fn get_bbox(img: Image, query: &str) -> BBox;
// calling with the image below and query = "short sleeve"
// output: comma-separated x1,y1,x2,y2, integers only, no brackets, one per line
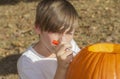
17,56,45,79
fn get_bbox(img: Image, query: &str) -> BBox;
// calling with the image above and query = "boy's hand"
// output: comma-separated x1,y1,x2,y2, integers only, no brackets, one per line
55,42,73,70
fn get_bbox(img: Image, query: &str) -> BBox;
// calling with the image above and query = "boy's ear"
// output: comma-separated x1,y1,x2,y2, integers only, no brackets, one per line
34,25,41,34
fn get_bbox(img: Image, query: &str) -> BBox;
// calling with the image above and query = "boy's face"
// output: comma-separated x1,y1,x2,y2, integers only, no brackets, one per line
35,25,75,52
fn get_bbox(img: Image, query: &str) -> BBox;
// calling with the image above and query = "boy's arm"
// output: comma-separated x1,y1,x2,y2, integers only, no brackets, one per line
54,67,67,79
54,43,73,79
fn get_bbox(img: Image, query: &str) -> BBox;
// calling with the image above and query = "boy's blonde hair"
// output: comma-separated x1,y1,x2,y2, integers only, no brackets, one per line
35,0,79,33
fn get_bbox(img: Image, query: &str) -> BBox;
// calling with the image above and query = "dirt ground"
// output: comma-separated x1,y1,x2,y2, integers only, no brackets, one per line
0,0,120,79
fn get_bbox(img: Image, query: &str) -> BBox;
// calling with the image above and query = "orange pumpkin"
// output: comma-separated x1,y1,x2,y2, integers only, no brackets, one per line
66,43,120,79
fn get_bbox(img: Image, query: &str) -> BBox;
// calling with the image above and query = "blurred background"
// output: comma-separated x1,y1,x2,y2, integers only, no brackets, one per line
0,0,120,79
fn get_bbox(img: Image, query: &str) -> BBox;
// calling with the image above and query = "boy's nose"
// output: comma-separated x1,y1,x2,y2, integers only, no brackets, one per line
61,36,67,42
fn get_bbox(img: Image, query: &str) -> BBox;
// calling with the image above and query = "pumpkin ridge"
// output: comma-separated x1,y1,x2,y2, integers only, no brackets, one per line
80,52,95,78
97,54,104,79
96,54,105,79
116,54,120,78
90,54,101,79
76,52,89,79
107,54,116,79
101,54,108,79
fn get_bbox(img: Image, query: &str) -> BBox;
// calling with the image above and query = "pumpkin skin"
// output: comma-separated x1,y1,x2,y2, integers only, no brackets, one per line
66,43,120,79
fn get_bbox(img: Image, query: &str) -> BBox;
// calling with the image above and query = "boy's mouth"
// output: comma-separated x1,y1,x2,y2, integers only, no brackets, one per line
52,40,59,45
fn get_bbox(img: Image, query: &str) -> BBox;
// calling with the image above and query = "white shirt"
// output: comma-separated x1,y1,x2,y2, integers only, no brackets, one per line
17,39,80,79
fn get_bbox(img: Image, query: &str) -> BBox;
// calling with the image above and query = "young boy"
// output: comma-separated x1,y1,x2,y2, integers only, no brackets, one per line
17,0,80,79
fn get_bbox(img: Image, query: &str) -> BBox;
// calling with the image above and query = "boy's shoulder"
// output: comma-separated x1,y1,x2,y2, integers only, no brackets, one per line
18,46,43,63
